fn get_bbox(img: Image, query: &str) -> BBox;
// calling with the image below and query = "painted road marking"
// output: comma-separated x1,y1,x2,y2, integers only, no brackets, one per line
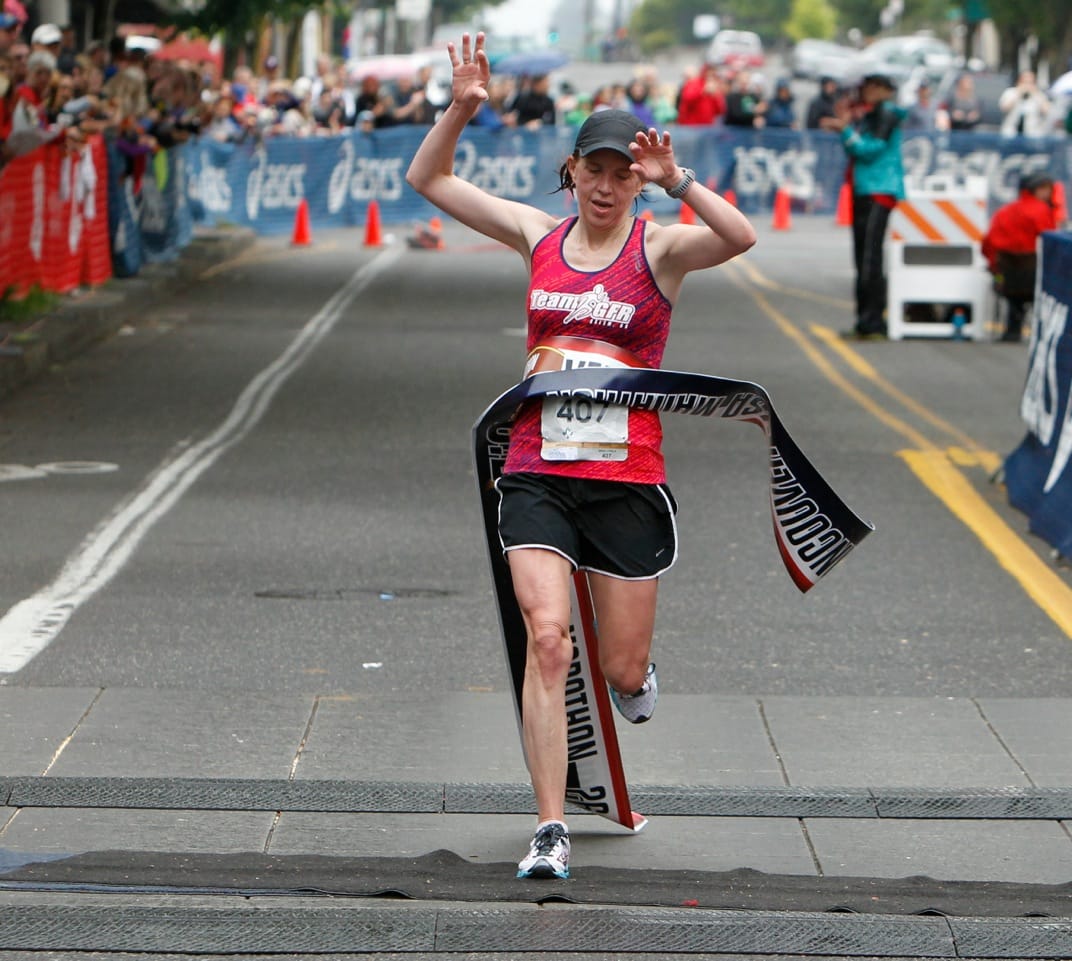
0,462,119,483
730,261,1072,639
0,247,403,675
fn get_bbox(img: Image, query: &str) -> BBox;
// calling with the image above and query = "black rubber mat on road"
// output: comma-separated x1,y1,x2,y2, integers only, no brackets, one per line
2,848,1070,918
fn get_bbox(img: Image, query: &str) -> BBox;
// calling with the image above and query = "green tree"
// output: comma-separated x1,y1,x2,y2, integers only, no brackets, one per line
631,0,793,51
827,0,881,36
719,0,794,42
170,0,505,68
630,0,720,53
984,0,1072,68
172,0,312,41
784,0,838,41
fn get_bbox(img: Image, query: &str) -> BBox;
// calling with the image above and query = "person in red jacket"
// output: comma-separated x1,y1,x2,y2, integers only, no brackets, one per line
981,171,1060,342
676,63,726,125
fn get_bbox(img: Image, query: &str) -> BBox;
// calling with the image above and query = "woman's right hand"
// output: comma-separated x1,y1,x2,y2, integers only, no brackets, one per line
447,32,490,108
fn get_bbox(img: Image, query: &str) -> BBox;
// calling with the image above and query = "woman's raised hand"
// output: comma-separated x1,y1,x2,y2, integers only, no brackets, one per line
447,32,490,107
629,128,679,190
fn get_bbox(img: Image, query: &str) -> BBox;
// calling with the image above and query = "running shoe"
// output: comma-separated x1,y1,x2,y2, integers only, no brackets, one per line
610,663,657,724
516,821,570,879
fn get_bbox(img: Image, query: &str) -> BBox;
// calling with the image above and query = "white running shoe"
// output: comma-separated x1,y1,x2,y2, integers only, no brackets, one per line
610,663,657,724
516,821,570,879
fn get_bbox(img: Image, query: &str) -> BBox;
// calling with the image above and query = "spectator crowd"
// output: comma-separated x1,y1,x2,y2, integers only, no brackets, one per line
3,10,1072,178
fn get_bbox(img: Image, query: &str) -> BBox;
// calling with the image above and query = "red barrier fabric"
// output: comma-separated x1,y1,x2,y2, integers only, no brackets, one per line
0,136,112,297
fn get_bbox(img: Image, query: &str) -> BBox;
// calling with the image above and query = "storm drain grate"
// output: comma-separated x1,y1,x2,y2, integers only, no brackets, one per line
5,777,442,813
873,787,1072,819
6,778,1072,820
0,904,438,953
436,908,957,956
0,903,977,957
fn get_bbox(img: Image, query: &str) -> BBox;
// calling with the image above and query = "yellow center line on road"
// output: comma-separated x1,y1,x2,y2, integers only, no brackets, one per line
900,450,1072,636
736,255,854,310
724,265,937,452
726,260,1072,638
810,323,987,454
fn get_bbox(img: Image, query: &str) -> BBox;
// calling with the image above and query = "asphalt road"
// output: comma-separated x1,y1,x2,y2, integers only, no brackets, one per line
1,214,1068,700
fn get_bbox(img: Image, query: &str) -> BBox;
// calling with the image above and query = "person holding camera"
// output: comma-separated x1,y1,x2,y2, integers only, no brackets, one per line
999,70,1050,138
825,72,907,340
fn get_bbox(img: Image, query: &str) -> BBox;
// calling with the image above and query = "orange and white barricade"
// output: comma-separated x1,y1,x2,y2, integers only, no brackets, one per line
886,177,993,341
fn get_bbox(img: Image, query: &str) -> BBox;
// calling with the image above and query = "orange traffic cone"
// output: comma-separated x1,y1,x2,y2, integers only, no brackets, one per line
679,203,696,225
1053,180,1068,226
364,199,383,248
429,215,445,248
408,216,445,250
722,188,737,207
291,198,312,246
772,187,791,231
835,182,853,226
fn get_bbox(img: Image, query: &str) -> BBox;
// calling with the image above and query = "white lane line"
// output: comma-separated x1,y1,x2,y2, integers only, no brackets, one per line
0,247,403,675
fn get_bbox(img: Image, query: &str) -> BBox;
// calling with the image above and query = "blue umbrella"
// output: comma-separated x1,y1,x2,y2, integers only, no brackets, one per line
493,50,570,76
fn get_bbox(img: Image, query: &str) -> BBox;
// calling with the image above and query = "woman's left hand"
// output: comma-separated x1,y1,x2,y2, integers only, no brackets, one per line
629,127,680,190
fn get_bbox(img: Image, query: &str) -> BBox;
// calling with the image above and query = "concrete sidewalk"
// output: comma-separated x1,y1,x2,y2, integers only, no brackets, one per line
0,227,257,405
1,687,1071,956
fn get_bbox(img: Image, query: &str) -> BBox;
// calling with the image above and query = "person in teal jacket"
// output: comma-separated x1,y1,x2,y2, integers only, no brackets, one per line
827,73,907,339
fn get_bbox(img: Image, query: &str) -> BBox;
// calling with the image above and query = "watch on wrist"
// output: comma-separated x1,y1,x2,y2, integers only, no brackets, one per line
666,167,696,200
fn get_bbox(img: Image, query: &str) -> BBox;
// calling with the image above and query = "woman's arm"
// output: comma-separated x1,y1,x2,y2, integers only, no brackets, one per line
405,33,555,257
632,128,757,298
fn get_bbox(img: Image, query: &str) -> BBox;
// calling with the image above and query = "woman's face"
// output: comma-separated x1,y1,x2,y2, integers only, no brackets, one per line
52,75,73,104
569,149,641,227
28,63,52,94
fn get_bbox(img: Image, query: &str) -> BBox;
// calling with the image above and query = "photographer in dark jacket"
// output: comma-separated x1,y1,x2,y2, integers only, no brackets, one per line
806,75,840,129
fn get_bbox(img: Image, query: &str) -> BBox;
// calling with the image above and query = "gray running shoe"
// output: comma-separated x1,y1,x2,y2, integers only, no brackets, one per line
516,821,570,879
610,663,657,724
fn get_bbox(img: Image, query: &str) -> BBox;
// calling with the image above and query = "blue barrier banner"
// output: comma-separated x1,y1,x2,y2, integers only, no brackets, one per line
1004,231,1072,560
105,136,143,279
184,127,1071,235
141,146,191,264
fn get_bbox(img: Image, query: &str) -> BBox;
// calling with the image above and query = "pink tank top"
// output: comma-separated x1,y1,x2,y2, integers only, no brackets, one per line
503,216,673,484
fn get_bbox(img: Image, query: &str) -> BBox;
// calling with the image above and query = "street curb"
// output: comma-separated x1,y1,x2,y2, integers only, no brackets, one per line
0,227,257,404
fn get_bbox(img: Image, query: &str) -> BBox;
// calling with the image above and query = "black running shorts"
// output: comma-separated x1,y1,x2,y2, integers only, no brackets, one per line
495,472,678,580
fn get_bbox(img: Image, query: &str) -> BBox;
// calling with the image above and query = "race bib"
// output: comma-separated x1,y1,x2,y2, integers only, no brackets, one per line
541,392,630,461
527,343,635,462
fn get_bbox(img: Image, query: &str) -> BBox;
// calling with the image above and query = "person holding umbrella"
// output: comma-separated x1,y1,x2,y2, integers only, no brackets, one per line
510,73,555,127
406,32,756,880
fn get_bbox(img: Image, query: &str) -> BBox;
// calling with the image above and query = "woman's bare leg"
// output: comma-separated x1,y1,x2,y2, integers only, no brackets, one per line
507,547,575,823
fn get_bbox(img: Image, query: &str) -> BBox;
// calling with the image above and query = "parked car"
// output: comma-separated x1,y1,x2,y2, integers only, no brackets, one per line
706,30,764,70
790,39,856,81
848,35,954,87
